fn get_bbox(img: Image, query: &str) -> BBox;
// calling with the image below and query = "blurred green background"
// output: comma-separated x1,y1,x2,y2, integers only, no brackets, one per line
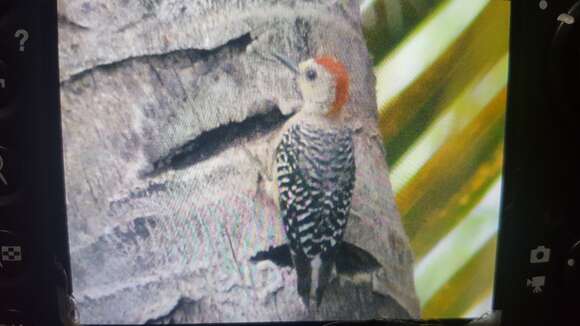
360,0,509,318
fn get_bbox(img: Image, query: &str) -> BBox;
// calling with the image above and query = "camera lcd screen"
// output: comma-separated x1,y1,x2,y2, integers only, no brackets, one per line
58,0,509,323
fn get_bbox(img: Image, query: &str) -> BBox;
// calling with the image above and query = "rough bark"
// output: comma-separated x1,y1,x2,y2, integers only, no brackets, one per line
58,0,420,323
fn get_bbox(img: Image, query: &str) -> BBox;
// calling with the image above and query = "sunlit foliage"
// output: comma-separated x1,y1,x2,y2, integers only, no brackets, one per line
361,0,509,318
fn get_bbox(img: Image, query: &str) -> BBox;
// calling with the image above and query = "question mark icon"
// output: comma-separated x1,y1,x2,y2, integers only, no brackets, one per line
14,29,29,52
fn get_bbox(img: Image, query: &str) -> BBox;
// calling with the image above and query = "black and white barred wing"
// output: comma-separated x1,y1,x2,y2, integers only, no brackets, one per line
276,127,323,257
275,125,356,259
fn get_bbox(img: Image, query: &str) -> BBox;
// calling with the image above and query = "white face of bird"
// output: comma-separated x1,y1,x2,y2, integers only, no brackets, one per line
273,53,349,118
297,59,337,115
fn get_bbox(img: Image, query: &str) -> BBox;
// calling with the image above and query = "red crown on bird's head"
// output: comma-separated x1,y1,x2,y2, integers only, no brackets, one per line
314,56,350,117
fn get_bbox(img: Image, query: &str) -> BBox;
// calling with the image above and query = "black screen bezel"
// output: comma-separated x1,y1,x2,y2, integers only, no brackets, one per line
8,0,580,324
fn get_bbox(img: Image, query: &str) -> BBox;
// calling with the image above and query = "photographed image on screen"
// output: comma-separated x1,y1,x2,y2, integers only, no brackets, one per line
57,0,509,323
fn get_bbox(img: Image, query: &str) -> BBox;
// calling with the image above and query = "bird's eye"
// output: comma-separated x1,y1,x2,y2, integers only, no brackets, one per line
306,68,317,81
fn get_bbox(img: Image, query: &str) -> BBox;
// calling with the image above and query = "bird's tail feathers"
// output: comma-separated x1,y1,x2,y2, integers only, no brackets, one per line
249,241,382,308
314,255,334,308
294,253,312,308
335,241,382,276
250,241,382,275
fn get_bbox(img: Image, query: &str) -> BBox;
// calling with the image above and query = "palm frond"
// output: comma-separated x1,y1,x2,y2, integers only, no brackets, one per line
362,0,510,318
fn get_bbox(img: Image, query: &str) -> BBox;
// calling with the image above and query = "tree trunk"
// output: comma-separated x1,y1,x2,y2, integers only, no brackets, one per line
58,0,420,323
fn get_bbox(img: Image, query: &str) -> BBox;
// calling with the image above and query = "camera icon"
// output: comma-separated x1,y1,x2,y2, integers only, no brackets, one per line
530,245,551,264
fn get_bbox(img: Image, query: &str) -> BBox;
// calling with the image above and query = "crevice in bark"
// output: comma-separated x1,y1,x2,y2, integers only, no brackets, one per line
62,33,254,84
144,297,199,324
142,102,292,178
58,15,91,31
294,17,313,57
108,181,168,213
250,244,294,268
223,224,245,284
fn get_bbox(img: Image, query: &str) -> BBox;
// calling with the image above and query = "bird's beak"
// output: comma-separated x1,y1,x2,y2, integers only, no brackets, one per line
273,53,299,75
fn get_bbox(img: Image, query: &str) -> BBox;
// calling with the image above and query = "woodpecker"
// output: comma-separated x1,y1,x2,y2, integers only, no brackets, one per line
272,54,355,309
